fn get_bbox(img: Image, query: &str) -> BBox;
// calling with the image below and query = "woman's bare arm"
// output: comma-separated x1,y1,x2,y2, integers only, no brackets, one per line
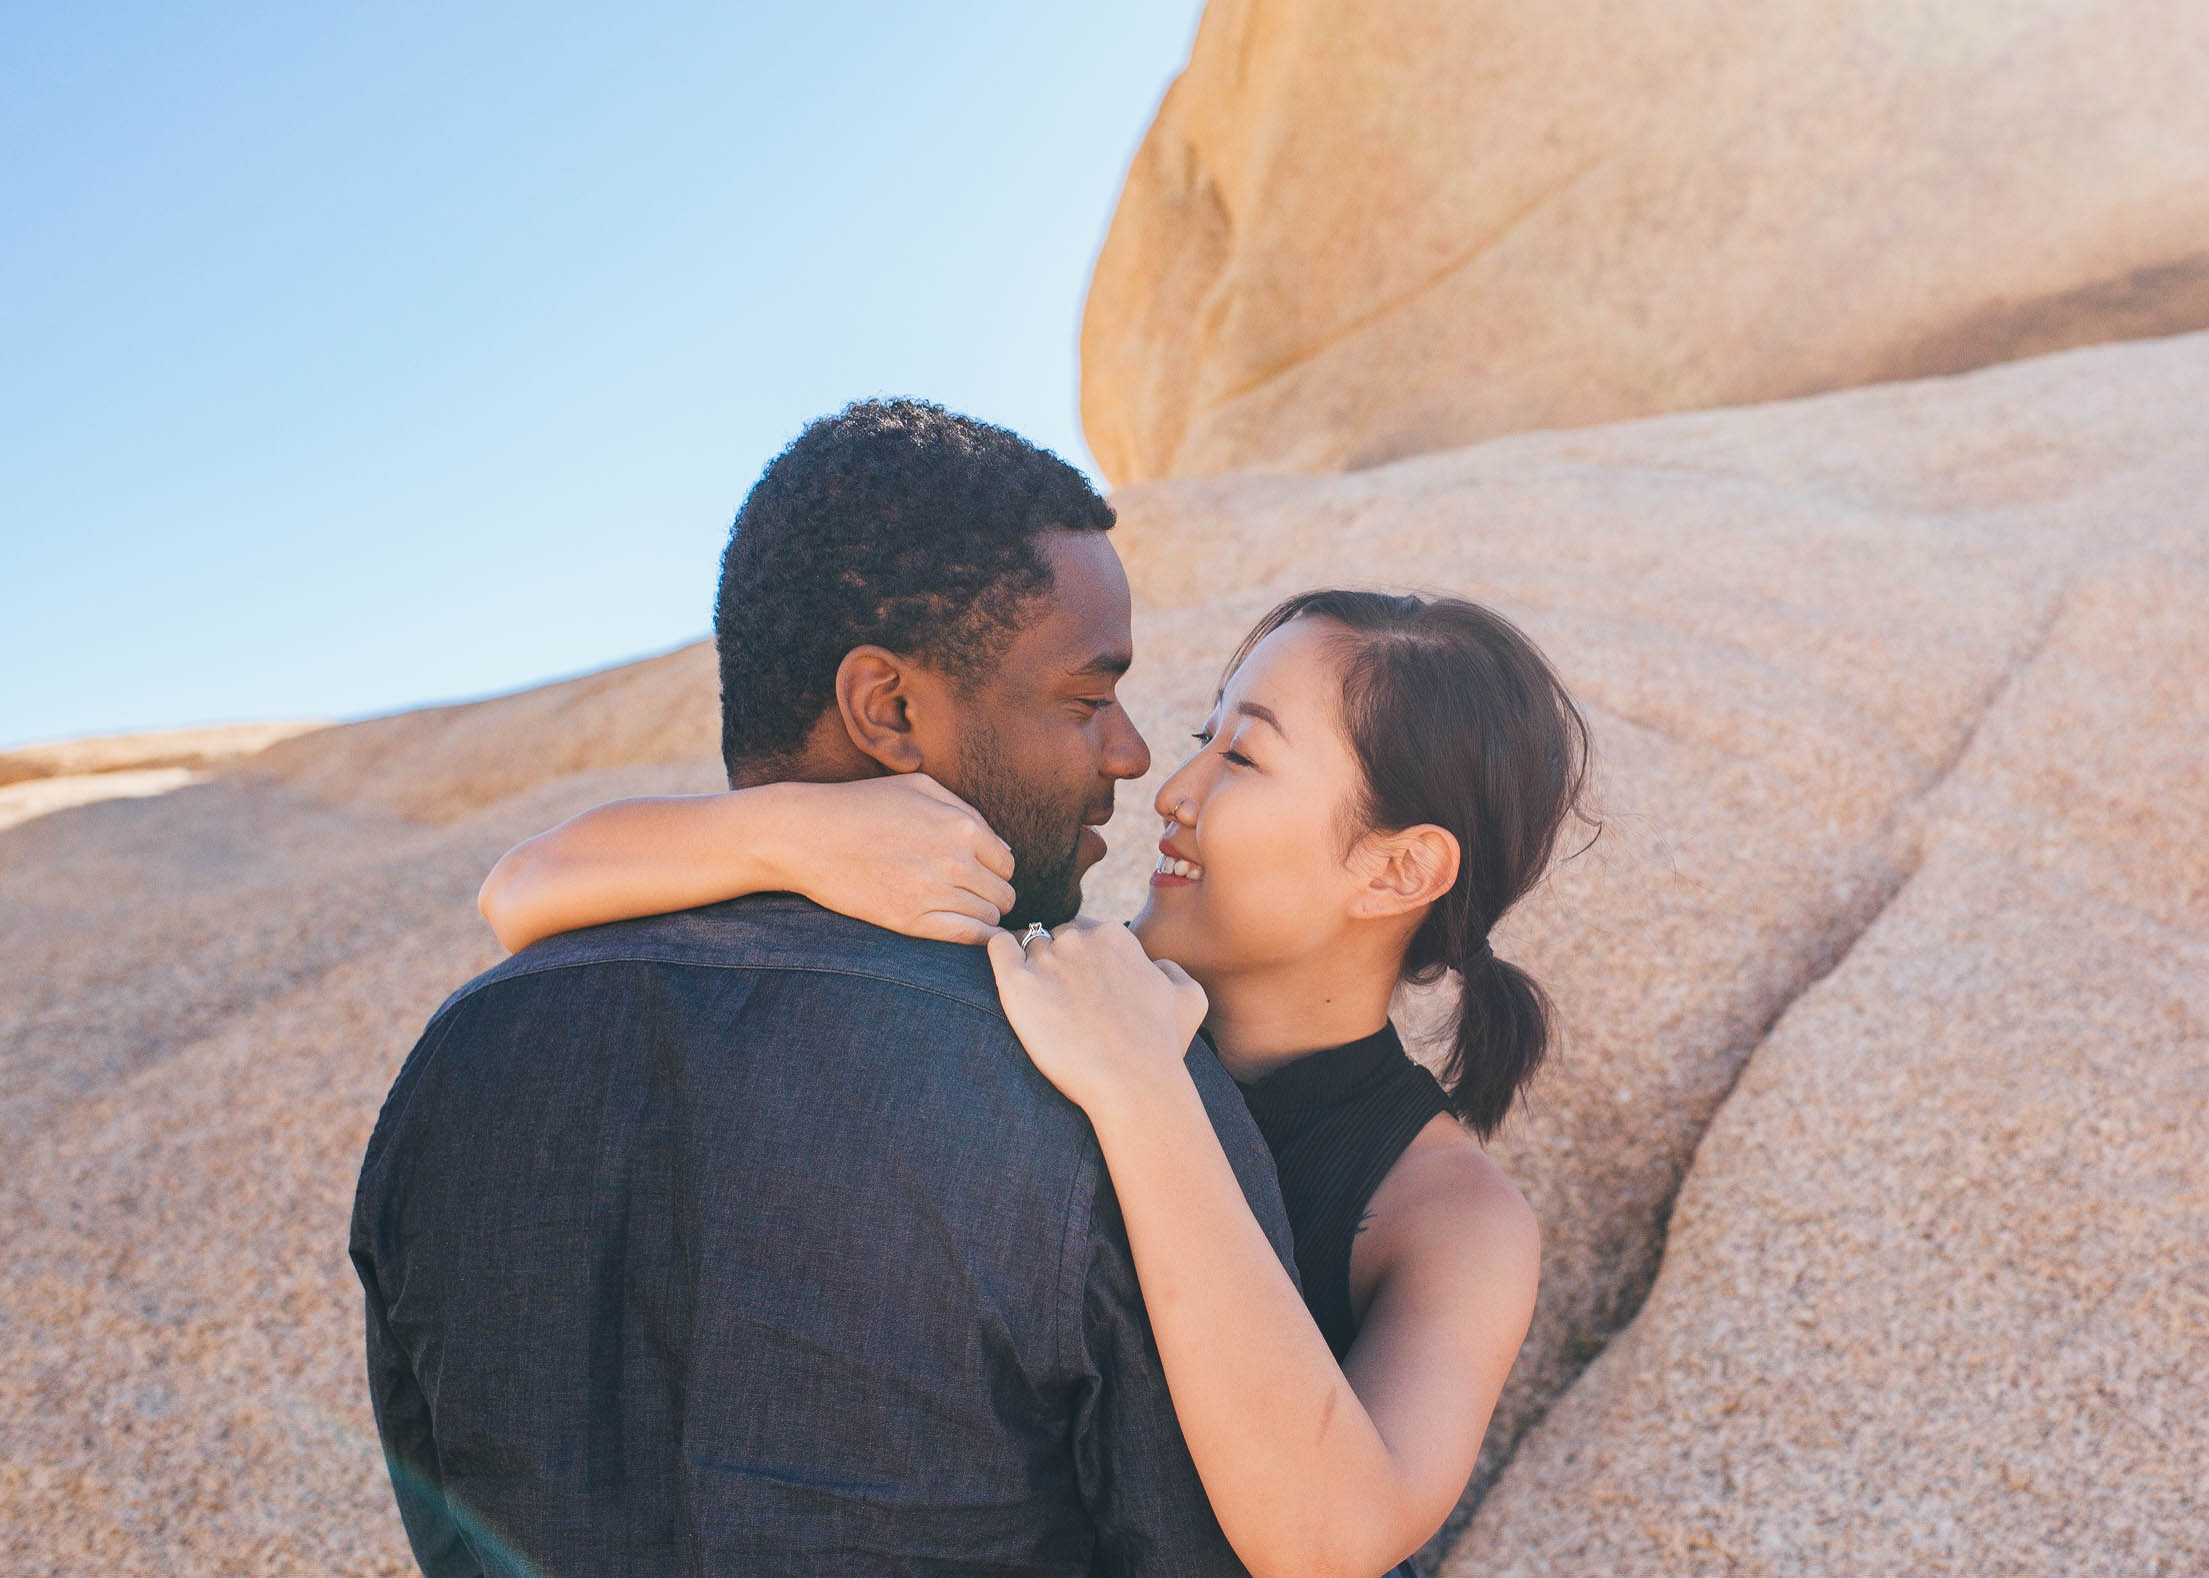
478,774,1017,953
986,922,1538,1578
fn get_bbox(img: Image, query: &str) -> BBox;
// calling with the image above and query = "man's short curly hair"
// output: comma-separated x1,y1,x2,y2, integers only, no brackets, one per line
714,399,1115,782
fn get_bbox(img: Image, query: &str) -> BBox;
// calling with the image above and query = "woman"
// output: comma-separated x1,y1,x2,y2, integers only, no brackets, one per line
480,590,1593,1578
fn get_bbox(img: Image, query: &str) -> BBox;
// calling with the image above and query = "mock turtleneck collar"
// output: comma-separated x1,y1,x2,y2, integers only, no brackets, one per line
1231,1021,1404,1115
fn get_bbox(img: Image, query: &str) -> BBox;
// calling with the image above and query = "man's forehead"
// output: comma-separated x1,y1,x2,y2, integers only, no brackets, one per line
1062,646,1133,681
1020,530,1135,671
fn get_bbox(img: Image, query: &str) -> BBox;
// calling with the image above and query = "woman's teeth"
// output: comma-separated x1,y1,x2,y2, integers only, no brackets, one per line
1154,854,1203,879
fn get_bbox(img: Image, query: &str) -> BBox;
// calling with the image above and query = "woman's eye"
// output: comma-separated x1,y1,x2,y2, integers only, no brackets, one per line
1191,729,1250,767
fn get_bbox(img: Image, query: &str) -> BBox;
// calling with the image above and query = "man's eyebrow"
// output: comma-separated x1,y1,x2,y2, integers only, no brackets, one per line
1066,650,1133,680
1235,700,1287,740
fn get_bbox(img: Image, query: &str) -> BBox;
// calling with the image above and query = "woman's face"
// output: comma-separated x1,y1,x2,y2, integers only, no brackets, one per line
1131,617,1377,984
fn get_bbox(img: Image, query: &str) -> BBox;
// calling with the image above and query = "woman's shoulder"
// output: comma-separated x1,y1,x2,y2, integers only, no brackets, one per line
1354,1116,1540,1303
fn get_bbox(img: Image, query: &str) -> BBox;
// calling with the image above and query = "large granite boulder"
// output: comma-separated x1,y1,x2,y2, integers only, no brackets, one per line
1082,0,2209,485
1442,557,2209,1575
3,336,2203,1569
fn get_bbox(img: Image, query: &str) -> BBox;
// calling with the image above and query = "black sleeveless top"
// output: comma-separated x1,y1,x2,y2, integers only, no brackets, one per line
1233,1021,1451,1361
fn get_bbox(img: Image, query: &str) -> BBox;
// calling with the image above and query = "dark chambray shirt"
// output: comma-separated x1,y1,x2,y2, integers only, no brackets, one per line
351,895,1296,1578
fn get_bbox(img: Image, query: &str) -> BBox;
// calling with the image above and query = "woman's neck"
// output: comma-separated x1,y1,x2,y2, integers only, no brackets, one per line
1198,951,1401,1084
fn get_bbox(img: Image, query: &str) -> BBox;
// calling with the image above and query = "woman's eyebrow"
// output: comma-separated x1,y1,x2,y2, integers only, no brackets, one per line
1234,700,1287,741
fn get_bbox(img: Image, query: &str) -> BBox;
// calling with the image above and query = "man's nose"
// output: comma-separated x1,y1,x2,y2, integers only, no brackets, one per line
1103,704,1151,783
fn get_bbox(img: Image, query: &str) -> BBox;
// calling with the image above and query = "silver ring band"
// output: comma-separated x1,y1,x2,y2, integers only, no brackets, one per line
1020,922,1050,949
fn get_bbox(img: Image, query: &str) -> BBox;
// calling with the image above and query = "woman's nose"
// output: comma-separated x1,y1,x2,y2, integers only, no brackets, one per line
1154,758,1200,823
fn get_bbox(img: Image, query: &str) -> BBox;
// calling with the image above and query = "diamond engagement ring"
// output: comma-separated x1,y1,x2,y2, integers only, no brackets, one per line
1019,922,1051,950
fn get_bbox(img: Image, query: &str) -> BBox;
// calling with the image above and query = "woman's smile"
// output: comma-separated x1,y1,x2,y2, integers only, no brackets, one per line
1151,836,1205,886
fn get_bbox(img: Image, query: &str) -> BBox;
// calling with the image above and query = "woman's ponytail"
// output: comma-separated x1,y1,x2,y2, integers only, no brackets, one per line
1226,589,1594,1140
1443,946,1551,1141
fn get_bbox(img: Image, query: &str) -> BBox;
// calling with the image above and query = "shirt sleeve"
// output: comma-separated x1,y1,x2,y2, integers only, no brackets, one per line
351,1008,487,1578
1070,1180,1254,1578
353,1252,485,1576
1069,1044,1295,1578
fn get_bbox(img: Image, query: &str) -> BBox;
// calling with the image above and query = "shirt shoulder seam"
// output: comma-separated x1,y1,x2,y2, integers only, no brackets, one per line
433,949,1011,1028
360,1000,468,1184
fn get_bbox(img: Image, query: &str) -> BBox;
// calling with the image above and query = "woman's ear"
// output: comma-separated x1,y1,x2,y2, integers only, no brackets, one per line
833,647,928,774
1349,825,1460,920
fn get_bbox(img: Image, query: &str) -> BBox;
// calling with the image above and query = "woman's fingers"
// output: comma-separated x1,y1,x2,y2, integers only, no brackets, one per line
970,826,1016,882
930,884,1007,926
952,864,1018,921
902,773,1018,881
1014,920,1144,980
984,927,1030,982
913,910,1004,946
1044,920,1148,971
1153,956,1210,1029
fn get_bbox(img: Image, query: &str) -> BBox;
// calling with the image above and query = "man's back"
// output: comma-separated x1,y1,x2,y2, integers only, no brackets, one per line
352,896,1292,1577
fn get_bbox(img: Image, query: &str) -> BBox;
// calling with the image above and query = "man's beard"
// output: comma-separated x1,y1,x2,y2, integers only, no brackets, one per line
956,730,1101,931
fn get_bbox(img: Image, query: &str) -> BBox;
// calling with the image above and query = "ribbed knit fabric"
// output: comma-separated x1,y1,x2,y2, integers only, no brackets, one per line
1233,1021,1450,1361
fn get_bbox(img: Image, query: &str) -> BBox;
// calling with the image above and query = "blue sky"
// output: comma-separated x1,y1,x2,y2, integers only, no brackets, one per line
2,1,1203,748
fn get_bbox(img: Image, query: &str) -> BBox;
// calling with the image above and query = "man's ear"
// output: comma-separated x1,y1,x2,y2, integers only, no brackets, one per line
1348,825,1460,920
832,646,929,774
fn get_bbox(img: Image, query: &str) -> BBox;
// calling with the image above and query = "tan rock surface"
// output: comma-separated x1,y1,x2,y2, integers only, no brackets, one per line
0,722,324,789
248,640,717,822
1443,558,2209,1576
4,335,2205,1570
1082,0,2209,485
0,767,209,835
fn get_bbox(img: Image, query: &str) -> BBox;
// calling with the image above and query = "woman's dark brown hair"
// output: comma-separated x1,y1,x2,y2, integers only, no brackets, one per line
1227,589,1595,1139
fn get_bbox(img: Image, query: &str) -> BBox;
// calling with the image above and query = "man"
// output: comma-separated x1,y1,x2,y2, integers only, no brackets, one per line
351,400,1295,1576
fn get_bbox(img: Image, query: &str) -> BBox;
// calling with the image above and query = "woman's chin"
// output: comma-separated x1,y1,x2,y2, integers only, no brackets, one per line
1130,902,1198,971
1130,900,1182,958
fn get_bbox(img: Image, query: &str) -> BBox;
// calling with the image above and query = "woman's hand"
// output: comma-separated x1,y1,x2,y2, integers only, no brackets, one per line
984,920,1208,1116
769,774,1017,945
